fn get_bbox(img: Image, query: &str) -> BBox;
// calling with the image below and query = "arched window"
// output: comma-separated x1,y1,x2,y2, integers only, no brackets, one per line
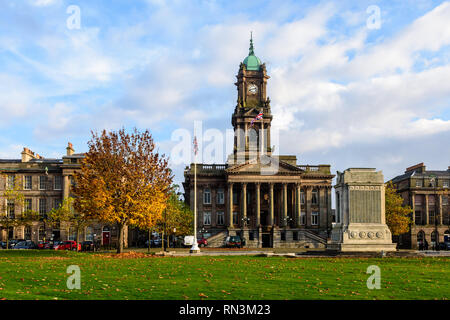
444,230,450,242
417,230,425,243
431,230,438,244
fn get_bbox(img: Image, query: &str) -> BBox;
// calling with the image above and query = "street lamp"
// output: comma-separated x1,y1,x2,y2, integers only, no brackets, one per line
241,217,250,227
282,216,293,227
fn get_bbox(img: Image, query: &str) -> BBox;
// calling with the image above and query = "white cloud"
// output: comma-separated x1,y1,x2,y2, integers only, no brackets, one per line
30,0,59,6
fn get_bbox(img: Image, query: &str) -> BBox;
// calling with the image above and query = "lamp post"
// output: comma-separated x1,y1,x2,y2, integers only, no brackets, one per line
282,216,293,233
190,137,200,253
282,216,293,226
241,217,250,227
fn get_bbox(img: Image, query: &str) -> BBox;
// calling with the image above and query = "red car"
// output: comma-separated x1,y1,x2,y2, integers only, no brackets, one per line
197,238,208,247
54,240,81,251
37,241,48,249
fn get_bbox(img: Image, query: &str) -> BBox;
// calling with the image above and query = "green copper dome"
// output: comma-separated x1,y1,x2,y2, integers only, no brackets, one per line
243,33,261,71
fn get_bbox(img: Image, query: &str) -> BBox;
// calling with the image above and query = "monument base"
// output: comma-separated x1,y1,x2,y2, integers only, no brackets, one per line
327,223,397,252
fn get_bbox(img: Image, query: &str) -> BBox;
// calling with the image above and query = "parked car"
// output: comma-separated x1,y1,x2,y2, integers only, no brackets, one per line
13,240,38,249
225,236,242,248
145,238,162,248
81,241,94,251
198,237,208,247
44,241,60,249
54,240,81,251
38,241,48,249
8,239,25,249
183,236,194,247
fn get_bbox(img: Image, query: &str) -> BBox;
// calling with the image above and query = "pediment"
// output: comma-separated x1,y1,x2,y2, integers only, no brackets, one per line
227,156,304,175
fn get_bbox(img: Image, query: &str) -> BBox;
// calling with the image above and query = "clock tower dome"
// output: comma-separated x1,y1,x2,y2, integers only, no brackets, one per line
231,34,273,163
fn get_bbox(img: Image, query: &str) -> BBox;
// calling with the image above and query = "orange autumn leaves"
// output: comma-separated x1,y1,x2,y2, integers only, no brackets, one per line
72,128,173,253
385,182,412,236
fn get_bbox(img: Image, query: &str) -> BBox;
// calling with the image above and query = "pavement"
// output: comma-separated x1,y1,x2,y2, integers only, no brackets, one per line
151,249,450,257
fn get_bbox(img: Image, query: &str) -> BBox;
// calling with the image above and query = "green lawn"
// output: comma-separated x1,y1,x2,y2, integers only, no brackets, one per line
0,250,448,300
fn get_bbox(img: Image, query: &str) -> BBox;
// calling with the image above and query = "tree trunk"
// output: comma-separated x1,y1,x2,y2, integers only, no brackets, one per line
148,229,151,253
161,230,164,251
167,234,169,250
117,223,124,254
5,231,9,250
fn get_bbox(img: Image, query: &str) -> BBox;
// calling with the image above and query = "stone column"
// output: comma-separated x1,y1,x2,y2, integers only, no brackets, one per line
425,194,429,225
439,194,443,225
242,183,247,228
255,183,261,227
282,183,288,227
63,175,70,199
228,183,234,228
305,186,311,227
411,193,415,225
296,184,301,227
269,183,274,226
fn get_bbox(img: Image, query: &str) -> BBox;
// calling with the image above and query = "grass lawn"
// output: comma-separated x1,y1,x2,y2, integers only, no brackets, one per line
0,250,448,300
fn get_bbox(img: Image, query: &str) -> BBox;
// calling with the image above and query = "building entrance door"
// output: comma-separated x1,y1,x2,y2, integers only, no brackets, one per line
260,210,268,226
262,234,271,248
102,231,110,245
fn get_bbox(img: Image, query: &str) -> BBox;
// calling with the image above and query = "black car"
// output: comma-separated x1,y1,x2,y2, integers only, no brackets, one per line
8,239,26,249
81,241,95,251
145,238,162,248
439,242,450,250
13,240,38,249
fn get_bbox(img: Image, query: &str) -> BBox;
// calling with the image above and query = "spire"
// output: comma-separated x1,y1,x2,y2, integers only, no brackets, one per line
249,31,254,56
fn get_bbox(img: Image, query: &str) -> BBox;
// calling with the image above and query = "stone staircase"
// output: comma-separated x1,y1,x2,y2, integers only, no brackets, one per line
205,230,228,247
298,230,327,248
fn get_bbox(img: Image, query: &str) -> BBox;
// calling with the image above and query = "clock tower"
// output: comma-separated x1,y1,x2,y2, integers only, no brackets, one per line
231,34,273,163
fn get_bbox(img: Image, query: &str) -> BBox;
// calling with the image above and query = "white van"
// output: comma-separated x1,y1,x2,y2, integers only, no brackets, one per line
183,236,194,247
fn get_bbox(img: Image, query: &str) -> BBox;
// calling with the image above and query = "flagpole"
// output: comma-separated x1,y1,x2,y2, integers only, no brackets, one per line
190,138,200,253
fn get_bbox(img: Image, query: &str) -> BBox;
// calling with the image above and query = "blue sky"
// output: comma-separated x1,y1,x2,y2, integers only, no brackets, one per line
1,0,450,188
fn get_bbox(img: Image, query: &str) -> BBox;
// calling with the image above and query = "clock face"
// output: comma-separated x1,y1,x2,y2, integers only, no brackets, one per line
248,84,258,94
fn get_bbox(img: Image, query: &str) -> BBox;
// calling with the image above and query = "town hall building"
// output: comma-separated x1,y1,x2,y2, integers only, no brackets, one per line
183,38,335,248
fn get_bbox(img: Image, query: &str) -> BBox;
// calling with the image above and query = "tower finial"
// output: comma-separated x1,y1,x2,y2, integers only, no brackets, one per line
249,31,254,55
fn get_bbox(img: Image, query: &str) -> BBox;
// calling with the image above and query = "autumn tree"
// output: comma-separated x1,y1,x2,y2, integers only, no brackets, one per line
0,175,38,248
154,185,194,250
48,197,90,251
72,128,172,253
385,181,412,236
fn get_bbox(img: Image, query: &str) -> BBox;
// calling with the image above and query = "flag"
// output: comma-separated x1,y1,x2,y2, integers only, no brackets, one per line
250,110,263,127
193,136,198,155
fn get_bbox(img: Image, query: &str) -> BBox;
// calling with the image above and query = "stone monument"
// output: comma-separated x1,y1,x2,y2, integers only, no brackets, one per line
327,168,396,252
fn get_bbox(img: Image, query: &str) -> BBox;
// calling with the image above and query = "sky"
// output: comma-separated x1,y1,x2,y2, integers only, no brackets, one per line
0,0,450,190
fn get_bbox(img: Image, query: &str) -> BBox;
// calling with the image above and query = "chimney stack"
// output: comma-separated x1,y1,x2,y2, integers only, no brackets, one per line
66,142,74,156
21,147,36,162
405,163,426,174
